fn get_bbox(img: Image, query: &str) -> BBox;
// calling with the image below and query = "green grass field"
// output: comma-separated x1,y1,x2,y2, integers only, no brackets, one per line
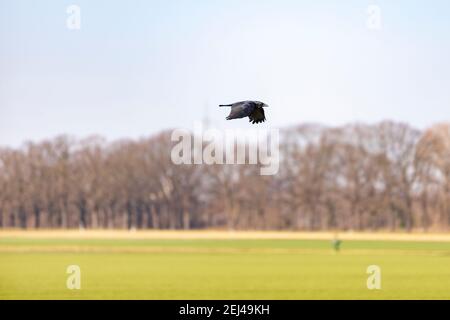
1,232,450,299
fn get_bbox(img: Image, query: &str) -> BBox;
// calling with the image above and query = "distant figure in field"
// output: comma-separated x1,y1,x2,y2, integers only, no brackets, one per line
332,238,342,252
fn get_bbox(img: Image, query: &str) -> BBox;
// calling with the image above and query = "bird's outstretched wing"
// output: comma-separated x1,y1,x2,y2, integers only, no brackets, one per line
226,101,255,120
249,107,266,124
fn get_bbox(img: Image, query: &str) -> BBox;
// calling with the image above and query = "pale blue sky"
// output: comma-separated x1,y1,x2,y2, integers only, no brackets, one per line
1,0,449,147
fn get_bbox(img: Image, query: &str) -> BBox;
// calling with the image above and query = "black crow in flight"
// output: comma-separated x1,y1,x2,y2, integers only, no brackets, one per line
219,100,268,124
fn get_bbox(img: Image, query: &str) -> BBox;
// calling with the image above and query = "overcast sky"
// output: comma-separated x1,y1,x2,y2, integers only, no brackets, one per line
1,0,449,147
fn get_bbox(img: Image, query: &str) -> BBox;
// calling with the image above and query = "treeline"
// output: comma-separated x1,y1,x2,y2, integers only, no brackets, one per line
1,121,449,231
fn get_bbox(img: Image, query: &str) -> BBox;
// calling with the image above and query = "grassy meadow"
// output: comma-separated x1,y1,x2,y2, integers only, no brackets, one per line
1,231,450,299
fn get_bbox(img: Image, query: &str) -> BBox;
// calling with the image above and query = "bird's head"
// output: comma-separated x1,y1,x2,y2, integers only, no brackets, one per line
256,101,269,108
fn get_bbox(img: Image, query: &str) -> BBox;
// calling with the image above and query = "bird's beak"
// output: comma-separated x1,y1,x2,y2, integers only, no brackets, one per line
263,104,269,108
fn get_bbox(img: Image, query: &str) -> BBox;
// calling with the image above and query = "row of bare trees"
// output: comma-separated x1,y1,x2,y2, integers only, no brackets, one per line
1,121,449,231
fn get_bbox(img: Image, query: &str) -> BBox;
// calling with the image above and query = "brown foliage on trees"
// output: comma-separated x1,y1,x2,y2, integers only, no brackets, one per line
1,121,449,231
